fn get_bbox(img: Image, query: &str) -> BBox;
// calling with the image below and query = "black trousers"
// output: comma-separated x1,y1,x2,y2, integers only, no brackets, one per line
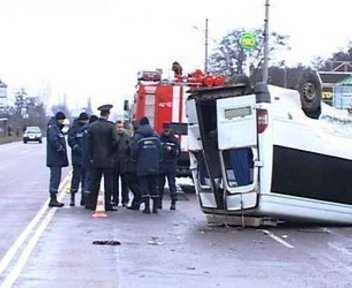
88,168,114,210
139,175,159,200
49,167,62,195
70,165,86,196
159,166,177,202
125,173,141,208
112,167,129,205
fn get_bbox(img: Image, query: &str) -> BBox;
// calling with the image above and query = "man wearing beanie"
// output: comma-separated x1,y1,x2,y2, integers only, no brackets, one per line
46,111,69,207
133,116,162,214
68,112,89,206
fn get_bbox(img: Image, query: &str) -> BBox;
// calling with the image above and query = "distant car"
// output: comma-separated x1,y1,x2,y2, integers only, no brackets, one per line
23,126,42,143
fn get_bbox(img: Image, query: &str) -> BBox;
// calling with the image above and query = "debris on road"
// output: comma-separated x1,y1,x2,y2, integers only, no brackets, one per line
148,236,164,246
92,240,121,246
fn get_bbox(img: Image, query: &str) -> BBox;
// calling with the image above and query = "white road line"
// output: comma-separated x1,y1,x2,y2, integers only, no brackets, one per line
0,173,71,278
262,229,294,249
0,199,49,276
0,209,57,288
0,178,70,288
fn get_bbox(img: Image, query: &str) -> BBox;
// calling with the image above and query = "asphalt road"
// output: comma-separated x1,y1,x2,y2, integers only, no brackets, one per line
1,141,352,287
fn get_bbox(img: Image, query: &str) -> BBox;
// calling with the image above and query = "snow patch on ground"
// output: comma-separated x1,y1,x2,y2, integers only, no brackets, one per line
320,103,352,138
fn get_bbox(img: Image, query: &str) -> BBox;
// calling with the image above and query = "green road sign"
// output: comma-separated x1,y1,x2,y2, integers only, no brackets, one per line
240,32,257,51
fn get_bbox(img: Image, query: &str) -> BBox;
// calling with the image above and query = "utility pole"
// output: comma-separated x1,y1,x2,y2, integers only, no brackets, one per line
262,0,270,83
205,18,209,74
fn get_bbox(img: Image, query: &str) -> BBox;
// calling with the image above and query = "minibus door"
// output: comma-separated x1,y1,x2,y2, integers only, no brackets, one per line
216,95,259,210
186,98,220,209
185,99,202,151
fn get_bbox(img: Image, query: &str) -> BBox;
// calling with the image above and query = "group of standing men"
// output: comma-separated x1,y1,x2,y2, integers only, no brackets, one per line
46,104,180,214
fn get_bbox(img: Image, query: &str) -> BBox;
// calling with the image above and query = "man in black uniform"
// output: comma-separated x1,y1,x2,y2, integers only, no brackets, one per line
87,105,117,211
46,112,68,208
159,123,180,210
68,112,89,206
133,117,162,214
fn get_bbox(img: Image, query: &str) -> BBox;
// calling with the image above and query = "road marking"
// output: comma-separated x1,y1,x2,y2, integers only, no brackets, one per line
0,173,71,281
0,178,70,288
1,208,57,288
0,199,49,276
262,229,294,249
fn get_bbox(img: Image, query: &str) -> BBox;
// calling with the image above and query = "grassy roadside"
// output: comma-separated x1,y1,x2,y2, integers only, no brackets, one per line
0,136,22,145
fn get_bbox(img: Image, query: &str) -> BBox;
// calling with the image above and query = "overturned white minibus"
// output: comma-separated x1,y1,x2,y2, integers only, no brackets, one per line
186,74,352,224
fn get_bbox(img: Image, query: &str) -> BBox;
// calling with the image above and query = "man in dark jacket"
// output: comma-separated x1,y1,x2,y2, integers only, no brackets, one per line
87,105,117,211
81,115,98,209
68,112,89,206
133,117,162,214
125,121,142,210
159,124,180,210
112,121,130,207
46,112,68,208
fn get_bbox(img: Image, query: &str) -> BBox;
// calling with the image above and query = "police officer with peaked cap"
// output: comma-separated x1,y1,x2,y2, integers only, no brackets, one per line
87,104,117,211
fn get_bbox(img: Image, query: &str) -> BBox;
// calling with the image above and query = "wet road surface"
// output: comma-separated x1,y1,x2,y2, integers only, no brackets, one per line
1,141,352,287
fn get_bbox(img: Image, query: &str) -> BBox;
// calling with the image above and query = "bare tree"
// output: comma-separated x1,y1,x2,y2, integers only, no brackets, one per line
208,28,290,78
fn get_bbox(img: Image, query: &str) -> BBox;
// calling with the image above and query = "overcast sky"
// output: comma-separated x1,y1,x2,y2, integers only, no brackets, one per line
0,0,351,115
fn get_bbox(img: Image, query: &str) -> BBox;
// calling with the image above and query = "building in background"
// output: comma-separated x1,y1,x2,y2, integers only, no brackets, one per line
333,76,352,110
0,79,8,112
318,61,352,105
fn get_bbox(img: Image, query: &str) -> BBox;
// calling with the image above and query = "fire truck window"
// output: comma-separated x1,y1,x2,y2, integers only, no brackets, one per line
145,94,155,105
144,94,155,128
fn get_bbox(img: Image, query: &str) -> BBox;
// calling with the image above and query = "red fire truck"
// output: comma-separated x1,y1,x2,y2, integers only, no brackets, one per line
132,66,225,177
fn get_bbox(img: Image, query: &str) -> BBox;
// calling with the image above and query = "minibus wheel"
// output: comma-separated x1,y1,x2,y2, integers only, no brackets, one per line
298,71,322,119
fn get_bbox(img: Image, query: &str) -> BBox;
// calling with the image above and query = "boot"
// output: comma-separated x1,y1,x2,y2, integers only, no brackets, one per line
152,198,158,214
70,193,75,207
80,193,85,206
170,200,176,211
49,194,64,208
143,198,151,214
158,197,163,210
127,200,140,210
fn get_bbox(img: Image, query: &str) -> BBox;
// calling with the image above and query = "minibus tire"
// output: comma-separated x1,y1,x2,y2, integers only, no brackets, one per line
298,71,322,119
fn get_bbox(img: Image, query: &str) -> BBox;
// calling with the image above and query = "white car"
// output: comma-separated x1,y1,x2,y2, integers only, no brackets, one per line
186,72,352,224
23,126,42,143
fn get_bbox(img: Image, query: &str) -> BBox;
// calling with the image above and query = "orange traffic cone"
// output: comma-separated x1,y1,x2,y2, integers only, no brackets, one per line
92,192,107,218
